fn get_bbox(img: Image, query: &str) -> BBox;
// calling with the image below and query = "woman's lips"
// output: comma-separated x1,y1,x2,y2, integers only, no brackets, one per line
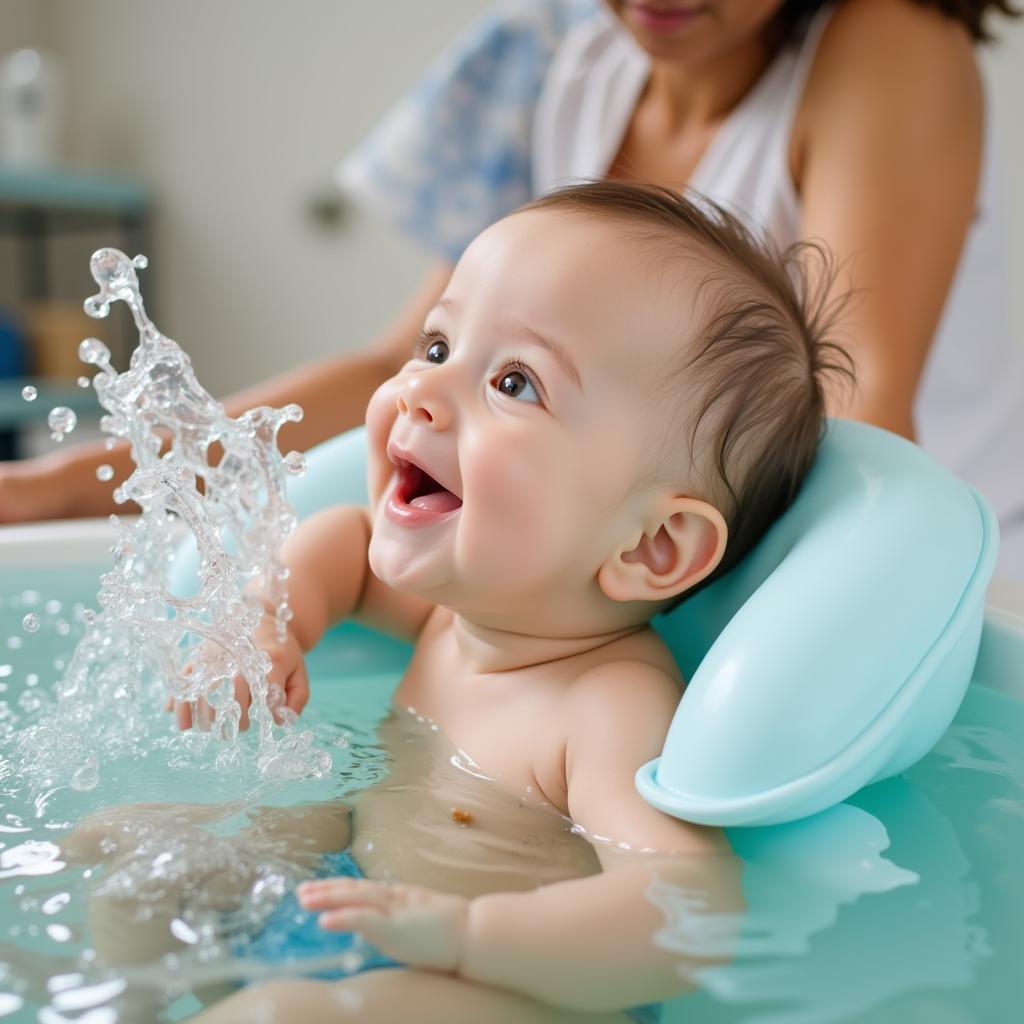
626,2,705,32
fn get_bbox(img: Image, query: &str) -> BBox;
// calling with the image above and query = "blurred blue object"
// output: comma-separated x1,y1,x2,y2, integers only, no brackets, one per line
0,309,28,378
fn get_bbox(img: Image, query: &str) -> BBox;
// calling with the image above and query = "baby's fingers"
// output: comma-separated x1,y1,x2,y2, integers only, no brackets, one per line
297,878,393,913
283,664,310,721
233,674,253,731
319,907,387,937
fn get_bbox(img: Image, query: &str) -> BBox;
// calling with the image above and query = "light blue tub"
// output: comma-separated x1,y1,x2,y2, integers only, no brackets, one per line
1,519,1022,1023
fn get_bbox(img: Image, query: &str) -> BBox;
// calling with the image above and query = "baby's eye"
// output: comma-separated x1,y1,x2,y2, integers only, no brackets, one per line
423,338,449,364
494,367,542,404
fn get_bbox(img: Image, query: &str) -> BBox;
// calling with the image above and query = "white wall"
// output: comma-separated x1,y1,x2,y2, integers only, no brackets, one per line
1,1,1022,403
980,26,1024,343
18,0,490,397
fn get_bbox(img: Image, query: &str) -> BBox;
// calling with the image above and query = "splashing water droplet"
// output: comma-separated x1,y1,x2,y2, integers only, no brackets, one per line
77,375,91,389
47,407,77,442
283,451,306,476
78,338,111,366
21,385,37,402
21,614,40,633
96,465,114,482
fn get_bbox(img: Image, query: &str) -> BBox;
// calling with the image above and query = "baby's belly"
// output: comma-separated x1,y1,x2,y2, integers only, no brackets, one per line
345,716,601,897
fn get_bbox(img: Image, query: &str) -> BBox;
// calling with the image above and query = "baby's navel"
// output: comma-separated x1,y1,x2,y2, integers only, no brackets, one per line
450,807,473,826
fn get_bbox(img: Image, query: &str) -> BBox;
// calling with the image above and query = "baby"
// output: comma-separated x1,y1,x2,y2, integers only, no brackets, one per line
77,182,849,1023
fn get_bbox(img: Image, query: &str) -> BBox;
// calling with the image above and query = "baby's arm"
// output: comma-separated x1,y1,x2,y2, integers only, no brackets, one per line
275,504,437,646
175,505,435,728
298,662,743,1013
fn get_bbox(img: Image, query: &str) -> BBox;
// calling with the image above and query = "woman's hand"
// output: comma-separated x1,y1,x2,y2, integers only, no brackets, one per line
168,612,309,731
297,877,470,972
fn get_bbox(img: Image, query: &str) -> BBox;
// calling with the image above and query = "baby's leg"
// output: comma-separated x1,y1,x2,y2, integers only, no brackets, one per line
59,800,352,866
61,800,352,1019
189,969,635,1024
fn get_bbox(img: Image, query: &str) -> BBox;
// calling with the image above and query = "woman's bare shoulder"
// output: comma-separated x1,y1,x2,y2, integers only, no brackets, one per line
793,0,981,182
809,0,978,93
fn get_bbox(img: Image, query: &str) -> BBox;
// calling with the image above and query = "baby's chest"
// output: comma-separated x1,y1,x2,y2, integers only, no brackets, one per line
391,639,571,814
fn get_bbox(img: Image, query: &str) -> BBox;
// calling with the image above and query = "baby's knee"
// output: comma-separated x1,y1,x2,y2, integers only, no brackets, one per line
59,801,232,864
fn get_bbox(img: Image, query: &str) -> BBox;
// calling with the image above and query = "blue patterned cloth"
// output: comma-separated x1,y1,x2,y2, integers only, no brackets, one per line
338,0,597,263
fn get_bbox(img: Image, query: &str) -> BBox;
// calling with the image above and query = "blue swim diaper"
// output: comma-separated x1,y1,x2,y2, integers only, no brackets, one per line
232,849,399,978
233,849,660,1022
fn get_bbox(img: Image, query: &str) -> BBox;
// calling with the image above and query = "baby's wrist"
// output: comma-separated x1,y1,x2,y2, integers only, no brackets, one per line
455,893,511,987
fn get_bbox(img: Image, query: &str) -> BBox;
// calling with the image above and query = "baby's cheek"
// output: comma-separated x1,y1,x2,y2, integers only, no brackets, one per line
364,381,400,504
462,444,574,581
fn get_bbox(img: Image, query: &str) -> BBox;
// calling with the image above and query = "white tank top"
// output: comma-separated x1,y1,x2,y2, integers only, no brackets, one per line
531,3,1024,580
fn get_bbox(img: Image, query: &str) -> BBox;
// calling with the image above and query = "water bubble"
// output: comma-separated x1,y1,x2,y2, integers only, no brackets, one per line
21,614,40,633
47,406,77,442
70,756,99,791
78,337,110,366
96,464,114,482
77,375,91,388
104,438,116,450
283,450,306,476
20,385,37,402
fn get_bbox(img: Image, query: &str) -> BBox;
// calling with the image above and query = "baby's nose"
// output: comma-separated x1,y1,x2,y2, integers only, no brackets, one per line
396,377,452,429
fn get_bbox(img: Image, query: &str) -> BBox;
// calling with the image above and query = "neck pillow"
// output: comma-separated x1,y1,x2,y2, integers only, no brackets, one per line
174,419,998,826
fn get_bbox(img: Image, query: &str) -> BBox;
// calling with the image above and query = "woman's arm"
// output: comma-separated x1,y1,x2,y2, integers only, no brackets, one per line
793,0,983,439
0,261,452,522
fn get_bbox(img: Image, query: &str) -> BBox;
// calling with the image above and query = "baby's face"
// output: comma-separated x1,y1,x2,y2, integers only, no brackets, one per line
365,210,693,630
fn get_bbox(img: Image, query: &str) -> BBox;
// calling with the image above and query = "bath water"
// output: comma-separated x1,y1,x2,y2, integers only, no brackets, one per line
1,572,1022,1021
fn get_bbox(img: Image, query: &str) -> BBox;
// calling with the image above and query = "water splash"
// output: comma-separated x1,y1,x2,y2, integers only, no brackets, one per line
14,248,331,789
47,405,77,442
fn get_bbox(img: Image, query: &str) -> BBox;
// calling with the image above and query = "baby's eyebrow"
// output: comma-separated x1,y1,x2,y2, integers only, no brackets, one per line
511,321,584,394
433,297,583,393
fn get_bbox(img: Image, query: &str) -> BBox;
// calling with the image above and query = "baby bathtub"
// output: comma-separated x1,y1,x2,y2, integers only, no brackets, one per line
2,516,1023,1024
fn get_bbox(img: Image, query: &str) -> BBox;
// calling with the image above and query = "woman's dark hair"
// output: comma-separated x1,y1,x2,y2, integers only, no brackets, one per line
777,0,1019,43
521,182,855,605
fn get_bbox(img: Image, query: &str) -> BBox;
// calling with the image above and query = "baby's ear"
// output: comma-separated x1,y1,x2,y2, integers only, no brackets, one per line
598,498,727,604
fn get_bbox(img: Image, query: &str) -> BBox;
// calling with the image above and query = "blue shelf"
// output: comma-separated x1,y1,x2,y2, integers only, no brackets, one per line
0,377,101,429
0,165,149,215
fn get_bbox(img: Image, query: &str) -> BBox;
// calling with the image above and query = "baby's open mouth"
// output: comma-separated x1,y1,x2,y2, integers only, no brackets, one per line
395,460,463,515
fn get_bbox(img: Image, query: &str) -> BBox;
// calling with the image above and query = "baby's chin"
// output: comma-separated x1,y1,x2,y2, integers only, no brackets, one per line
367,529,453,600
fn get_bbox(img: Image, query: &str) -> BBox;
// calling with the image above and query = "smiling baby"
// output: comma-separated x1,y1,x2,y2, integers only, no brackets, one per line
113,181,851,1023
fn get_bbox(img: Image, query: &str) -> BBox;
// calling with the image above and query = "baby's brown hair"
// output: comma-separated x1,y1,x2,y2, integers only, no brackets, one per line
521,182,855,604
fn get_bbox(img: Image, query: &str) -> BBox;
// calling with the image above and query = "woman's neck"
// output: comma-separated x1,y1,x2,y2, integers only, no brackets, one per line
643,32,776,131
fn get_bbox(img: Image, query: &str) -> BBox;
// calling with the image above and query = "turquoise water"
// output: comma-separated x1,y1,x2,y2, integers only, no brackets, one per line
1,566,1022,1022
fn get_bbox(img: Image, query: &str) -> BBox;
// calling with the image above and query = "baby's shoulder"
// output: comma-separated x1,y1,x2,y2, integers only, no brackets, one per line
564,628,683,733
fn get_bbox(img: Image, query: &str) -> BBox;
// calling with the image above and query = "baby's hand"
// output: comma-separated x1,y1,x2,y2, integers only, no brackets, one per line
168,613,309,731
297,877,469,972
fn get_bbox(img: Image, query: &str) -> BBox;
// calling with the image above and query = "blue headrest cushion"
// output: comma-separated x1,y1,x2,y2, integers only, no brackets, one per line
172,420,998,826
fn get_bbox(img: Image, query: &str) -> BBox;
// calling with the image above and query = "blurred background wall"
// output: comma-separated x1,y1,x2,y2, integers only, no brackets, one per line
0,0,1021,413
